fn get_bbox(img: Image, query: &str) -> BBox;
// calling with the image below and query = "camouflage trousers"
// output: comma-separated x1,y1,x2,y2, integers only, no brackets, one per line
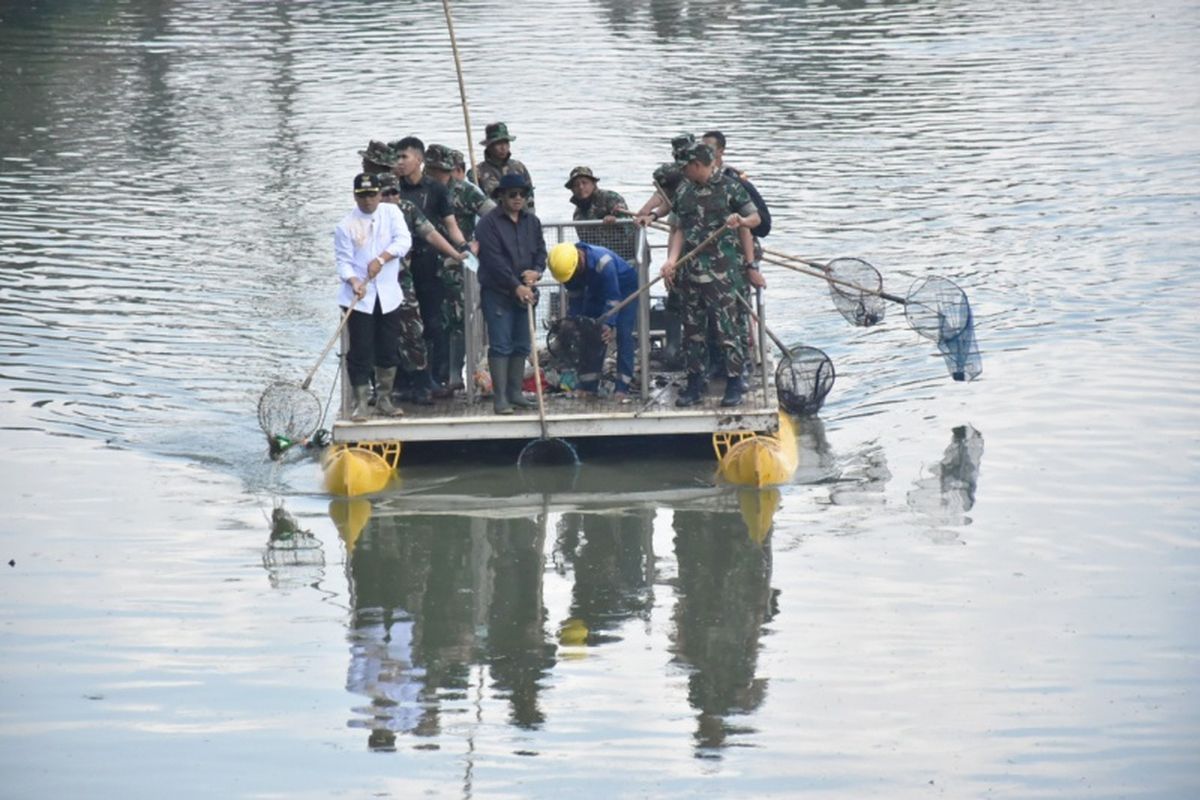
439,256,465,335
397,268,428,372
680,275,746,377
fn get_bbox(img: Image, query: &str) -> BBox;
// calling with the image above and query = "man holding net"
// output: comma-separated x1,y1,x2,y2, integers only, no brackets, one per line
659,142,762,408
335,172,413,421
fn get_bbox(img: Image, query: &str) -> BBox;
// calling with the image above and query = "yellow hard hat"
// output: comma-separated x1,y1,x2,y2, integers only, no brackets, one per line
548,242,579,283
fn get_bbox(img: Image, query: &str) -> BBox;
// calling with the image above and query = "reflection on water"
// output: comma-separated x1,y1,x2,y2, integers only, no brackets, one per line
344,508,555,747
261,504,326,590
554,509,656,644
332,488,780,756
907,424,984,531
670,505,775,755
3,0,1198,794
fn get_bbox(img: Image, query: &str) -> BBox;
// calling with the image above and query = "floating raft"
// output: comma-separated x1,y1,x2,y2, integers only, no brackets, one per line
323,218,796,494
330,375,781,457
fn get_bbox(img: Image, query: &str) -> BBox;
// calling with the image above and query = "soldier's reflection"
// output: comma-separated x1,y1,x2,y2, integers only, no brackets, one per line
555,509,656,644
343,511,555,750
484,514,556,729
669,501,777,754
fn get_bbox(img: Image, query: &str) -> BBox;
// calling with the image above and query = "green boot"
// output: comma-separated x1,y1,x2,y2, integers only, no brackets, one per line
350,383,371,421
488,356,513,415
374,367,404,417
508,354,534,409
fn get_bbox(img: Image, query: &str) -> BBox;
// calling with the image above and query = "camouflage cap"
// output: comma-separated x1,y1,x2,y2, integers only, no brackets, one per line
670,133,696,159
449,149,466,169
358,139,397,169
678,141,715,166
424,143,455,170
564,165,600,189
480,121,515,146
374,172,400,192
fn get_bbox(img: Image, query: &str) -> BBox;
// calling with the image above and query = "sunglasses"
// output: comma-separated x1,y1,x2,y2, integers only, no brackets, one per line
504,189,529,199
381,188,399,197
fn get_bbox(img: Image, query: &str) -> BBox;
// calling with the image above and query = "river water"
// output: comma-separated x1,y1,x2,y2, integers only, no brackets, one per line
1,1,1198,797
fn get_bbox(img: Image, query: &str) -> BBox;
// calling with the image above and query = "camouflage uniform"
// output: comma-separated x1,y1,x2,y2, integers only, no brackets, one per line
376,171,435,373
653,161,686,199
440,176,493,336
472,156,535,214
472,121,535,214
669,158,758,378
571,184,635,261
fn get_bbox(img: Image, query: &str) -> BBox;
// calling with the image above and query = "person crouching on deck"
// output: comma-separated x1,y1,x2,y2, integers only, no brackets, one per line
335,172,413,421
547,241,639,400
474,173,547,415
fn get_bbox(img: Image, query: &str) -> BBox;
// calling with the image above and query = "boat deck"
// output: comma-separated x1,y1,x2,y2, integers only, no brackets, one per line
330,372,779,448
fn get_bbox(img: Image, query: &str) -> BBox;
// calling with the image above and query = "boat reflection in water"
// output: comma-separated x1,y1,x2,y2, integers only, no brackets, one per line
330,462,782,755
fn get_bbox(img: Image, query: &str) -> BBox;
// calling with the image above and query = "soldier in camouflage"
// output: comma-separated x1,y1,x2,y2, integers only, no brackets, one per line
376,171,469,404
565,166,636,262
469,122,535,214
424,143,495,390
634,133,695,226
659,142,764,408
702,130,772,386
360,140,396,176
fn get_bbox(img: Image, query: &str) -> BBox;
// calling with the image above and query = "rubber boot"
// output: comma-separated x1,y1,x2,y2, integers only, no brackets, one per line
488,356,513,415
508,354,534,409
447,334,466,391
720,375,744,408
350,384,372,422
663,311,683,369
675,373,706,408
409,368,435,406
373,367,404,417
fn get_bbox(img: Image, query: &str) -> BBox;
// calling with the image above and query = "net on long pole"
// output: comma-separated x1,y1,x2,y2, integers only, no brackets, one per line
904,276,982,381
826,257,887,327
258,381,324,445
775,346,835,416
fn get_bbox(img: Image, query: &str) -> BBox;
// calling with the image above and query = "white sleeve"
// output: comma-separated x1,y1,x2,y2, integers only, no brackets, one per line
334,223,358,282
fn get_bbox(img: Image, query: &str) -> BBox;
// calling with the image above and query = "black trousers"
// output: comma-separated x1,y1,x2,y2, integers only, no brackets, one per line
345,297,402,387
411,252,448,381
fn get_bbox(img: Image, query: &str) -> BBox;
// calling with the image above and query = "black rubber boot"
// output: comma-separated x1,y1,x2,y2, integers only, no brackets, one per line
674,373,706,407
508,354,534,409
488,356,513,415
447,334,466,391
662,311,683,369
720,375,744,408
409,368,435,405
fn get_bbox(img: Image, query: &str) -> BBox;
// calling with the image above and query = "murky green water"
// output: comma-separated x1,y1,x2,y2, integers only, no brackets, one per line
2,1,1198,797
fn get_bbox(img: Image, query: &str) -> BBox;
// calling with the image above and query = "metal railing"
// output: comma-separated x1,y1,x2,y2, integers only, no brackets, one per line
463,218,664,403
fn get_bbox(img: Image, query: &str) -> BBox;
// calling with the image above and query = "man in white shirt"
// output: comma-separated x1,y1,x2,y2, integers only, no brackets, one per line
335,173,413,420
